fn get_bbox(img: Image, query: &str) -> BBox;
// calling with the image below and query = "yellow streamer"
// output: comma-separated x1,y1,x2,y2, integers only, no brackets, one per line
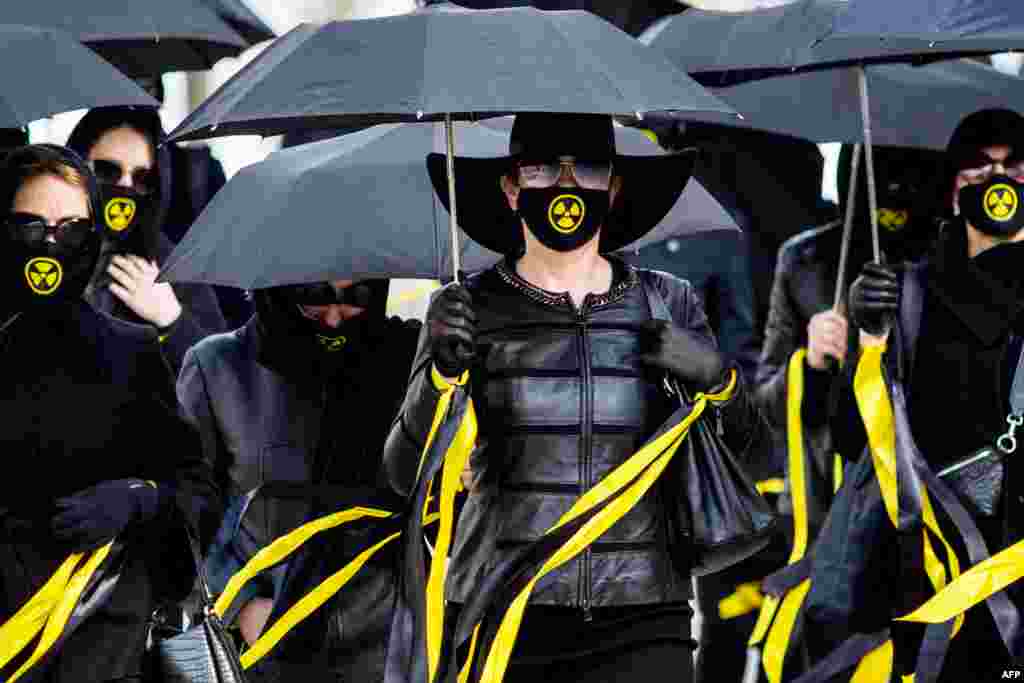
756,478,786,495
853,343,900,528
718,581,764,620
850,639,893,683
761,579,811,683
241,531,402,668
214,506,394,617
425,398,478,680
0,553,84,671
748,349,810,673
473,373,738,683
6,543,114,683
833,454,844,494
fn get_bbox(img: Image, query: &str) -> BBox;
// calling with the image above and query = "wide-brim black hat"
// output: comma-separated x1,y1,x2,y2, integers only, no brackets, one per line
427,113,696,255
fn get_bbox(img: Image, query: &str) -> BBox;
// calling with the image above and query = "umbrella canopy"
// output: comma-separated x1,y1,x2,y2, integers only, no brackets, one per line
166,5,738,143
201,0,274,45
158,120,737,288
421,0,684,37
642,0,842,84
820,0,1024,65
0,24,158,127
2,0,248,77
707,58,1024,149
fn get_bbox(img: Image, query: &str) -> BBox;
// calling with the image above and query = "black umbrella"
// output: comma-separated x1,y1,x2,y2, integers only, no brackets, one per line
419,0,684,37
820,0,1024,66
165,5,738,283
707,58,1024,150
201,0,274,45
2,0,248,77
159,120,737,288
0,25,158,128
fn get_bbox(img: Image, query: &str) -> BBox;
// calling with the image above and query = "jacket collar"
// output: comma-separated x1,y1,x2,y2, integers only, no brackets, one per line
928,219,1024,346
495,254,639,311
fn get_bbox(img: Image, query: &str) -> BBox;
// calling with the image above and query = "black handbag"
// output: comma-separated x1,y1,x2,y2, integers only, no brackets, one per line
147,523,248,683
936,340,1024,518
639,271,778,576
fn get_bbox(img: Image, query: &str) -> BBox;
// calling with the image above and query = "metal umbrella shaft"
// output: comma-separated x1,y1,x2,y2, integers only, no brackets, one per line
857,66,881,264
445,112,460,284
833,142,863,312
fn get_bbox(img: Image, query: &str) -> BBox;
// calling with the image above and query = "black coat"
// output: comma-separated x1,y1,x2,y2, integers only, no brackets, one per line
0,302,220,683
828,221,1024,680
755,222,867,530
384,258,766,609
87,232,228,378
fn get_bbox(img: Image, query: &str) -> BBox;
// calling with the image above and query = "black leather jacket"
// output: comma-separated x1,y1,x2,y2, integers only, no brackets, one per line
755,222,863,531
384,258,764,610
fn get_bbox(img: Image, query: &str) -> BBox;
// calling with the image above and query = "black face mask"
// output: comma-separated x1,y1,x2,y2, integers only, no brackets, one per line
97,183,158,258
959,175,1024,237
517,187,608,252
2,227,101,313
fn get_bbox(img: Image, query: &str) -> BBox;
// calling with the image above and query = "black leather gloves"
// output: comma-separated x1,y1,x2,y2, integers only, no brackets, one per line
427,283,477,378
51,478,162,552
848,262,900,336
640,320,727,391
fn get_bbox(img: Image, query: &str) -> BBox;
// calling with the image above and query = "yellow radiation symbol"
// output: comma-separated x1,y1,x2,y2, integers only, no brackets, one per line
104,197,137,232
984,183,1019,222
877,208,909,232
316,334,347,352
547,194,586,234
24,257,63,296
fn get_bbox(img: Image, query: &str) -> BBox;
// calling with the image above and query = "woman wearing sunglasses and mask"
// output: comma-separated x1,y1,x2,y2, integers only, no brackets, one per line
384,114,768,683
67,106,227,375
0,144,221,683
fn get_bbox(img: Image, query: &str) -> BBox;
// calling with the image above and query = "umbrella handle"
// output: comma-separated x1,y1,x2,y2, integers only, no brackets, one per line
445,113,460,284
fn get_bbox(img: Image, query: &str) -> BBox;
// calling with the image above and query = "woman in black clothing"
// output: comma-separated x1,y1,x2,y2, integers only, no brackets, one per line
0,144,221,683
384,113,767,682
67,106,227,375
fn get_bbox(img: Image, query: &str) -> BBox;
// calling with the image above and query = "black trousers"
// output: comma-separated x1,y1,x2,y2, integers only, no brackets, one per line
503,639,695,683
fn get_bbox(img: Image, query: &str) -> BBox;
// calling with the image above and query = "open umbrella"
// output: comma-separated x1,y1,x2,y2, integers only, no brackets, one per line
164,5,738,284
201,0,274,45
0,24,158,127
1,0,248,77
159,119,737,288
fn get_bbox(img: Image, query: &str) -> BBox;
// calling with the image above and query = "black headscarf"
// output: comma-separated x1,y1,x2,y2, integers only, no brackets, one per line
66,106,172,261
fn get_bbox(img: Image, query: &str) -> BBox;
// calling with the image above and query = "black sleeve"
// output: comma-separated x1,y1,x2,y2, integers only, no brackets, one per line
660,274,769,460
714,233,761,387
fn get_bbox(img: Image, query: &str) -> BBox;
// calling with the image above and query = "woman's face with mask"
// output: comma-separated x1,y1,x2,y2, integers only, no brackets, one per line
86,126,156,196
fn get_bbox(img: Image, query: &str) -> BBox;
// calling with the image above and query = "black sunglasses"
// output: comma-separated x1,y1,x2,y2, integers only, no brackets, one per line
281,282,374,308
91,159,157,195
4,213,94,249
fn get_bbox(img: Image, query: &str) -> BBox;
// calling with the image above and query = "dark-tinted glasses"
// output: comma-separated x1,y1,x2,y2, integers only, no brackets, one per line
90,159,158,195
4,213,94,249
281,282,374,308
517,156,613,190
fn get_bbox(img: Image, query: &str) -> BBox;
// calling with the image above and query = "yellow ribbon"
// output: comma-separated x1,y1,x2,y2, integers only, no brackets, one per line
850,639,894,683
472,372,738,683
756,478,786,495
214,506,394,617
749,350,812,682
898,539,1024,624
0,543,114,682
853,343,964,641
718,581,765,620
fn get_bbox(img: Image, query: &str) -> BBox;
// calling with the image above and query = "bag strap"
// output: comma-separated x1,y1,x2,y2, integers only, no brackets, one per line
1009,337,1024,415
182,521,217,612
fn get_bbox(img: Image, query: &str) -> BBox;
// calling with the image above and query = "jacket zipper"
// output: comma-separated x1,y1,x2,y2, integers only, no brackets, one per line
578,302,594,622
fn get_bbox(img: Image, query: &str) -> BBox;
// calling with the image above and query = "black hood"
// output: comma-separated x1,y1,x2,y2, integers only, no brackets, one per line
837,143,945,262
250,280,392,378
66,106,173,255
